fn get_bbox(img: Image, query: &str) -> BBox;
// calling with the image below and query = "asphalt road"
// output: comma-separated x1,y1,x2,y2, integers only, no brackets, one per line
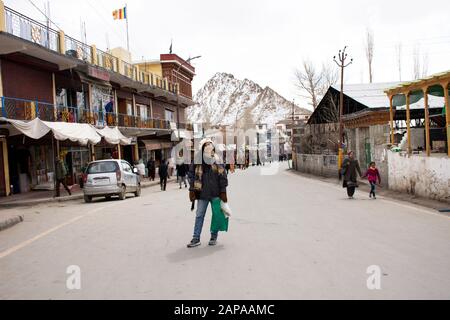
0,162,449,299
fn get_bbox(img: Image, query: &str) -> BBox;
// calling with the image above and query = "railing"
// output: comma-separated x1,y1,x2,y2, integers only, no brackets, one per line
1,97,194,132
122,61,134,79
65,35,92,63
4,6,59,52
97,49,118,72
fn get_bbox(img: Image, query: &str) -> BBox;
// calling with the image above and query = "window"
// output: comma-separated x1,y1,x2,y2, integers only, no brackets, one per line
165,109,174,122
137,104,148,119
87,161,119,174
121,162,132,172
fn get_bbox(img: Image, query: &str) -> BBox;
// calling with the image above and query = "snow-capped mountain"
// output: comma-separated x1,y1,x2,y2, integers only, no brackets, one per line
187,72,311,128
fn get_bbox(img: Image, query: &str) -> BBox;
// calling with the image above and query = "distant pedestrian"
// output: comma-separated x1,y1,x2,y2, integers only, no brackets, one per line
147,158,155,181
177,162,188,189
363,161,381,199
55,156,71,197
159,159,168,191
341,151,362,199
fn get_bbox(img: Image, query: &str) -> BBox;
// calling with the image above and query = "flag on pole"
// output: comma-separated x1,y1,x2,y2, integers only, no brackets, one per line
113,7,127,20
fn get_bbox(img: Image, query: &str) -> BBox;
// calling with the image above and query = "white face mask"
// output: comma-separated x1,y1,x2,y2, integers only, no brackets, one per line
203,144,215,163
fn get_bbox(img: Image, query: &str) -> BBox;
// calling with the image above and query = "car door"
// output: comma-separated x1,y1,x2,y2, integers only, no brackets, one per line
122,161,137,190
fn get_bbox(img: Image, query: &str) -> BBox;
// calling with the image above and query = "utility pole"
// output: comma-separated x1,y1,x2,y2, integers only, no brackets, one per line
333,46,353,173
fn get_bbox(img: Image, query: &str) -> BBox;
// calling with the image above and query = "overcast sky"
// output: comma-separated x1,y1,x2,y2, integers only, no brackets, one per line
7,0,450,110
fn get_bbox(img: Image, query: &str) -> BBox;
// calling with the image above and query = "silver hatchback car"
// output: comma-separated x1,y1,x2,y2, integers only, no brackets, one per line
83,159,141,203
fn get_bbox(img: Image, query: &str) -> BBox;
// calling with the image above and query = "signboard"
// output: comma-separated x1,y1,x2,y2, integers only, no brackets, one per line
88,66,110,82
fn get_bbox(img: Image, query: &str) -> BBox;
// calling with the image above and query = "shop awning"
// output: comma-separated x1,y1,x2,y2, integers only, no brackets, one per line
42,121,101,145
96,126,132,145
0,118,101,145
0,117,50,139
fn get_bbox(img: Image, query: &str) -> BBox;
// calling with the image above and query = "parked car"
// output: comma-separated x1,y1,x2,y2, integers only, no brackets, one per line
83,159,141,203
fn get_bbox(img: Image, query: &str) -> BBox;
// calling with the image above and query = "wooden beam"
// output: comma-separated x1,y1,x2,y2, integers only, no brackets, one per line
423,87,430,156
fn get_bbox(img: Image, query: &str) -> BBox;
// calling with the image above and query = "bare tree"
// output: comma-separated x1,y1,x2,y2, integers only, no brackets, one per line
422,52,429,78
365,28,374,83
413,45,429,80
294,61,338,109
395,42,402,81
413,45,421,80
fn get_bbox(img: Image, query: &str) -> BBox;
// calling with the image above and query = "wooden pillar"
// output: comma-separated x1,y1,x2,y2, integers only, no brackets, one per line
58,31,65,55
405,92,411,155
444,82,450,157
423,87,430,156
389,95,394,144
134,143,139,163
91,144,96,161
117,144,122,160
1,137,10,196
0,1,6,33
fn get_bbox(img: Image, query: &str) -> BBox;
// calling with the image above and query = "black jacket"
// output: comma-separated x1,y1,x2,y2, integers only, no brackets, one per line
159,162,168,178
177,164,188,177
188,163,228,200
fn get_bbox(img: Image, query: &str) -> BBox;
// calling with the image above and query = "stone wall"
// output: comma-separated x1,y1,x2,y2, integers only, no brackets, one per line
387,151,450,203
294,153,339,178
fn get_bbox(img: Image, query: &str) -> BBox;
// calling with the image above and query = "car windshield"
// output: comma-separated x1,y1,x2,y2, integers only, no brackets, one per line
87,161,118,174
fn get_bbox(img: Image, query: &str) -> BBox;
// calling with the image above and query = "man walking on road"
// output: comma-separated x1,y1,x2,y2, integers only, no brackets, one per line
159,159,168,191
187,139,228,248
55,156,71,197
341,151,362,199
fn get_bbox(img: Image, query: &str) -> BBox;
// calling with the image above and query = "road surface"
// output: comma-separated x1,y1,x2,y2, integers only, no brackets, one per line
0,162,449,299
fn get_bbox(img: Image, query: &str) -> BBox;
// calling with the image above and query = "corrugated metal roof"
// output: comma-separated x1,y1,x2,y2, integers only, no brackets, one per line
330,82,444,110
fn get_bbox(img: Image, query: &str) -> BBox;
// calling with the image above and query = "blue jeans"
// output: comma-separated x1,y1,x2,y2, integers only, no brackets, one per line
193,199,219,240
370,181,376,195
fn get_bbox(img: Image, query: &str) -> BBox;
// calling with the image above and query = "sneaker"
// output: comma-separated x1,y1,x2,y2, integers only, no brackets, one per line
369,193,372,198
187,238,201,248
208,236,218,246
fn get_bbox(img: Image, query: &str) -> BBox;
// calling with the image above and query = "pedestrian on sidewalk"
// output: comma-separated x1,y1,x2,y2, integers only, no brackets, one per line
341,151,362,199
55,156,71,197
362,161,381,199
159,159,168,191
187,139,228,248
147,158,155,181
177,162,188,189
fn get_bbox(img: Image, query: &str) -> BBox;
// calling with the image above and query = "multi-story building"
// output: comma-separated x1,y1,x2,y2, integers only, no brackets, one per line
0,2,195,196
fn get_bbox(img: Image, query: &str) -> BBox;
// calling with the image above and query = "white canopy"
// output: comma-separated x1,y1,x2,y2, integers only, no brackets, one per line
43,121,101,145
96,126,132,145
1,118,99,145
0,117,51,139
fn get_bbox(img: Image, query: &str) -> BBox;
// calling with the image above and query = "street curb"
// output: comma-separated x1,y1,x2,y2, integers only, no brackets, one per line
0,178,173,209
0,215,24,232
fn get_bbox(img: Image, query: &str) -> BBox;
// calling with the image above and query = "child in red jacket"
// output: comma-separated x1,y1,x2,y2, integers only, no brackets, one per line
363,162,381,199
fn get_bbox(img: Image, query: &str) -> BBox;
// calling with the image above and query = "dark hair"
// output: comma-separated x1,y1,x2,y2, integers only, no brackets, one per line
369,161,376,166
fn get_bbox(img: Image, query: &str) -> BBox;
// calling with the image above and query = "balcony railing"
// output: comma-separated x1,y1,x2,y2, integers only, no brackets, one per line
97,49,118,73
5,6,59,52
3,6,190,101
1,97,183,131
65,35,92,63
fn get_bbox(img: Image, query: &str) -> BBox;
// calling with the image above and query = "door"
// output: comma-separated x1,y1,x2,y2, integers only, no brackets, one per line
121,161,136,189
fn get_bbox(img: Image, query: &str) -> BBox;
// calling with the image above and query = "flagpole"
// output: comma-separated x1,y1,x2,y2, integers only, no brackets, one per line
125,3,130,52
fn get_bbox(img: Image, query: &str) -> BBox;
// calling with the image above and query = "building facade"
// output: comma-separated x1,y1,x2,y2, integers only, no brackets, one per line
0,2,195,196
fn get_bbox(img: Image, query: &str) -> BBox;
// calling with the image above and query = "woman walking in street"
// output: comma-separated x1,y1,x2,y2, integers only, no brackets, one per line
159,159,168,191
187,139,228,248
341,151,362,199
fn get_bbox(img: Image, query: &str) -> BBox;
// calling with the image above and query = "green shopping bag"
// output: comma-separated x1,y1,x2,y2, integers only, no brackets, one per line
210,198,229,233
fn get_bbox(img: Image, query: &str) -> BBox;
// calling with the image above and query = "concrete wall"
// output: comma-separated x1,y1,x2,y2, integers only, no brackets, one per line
388,151,450,203
294,153,339,178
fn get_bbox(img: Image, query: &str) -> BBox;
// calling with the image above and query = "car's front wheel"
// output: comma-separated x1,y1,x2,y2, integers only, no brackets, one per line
84,195,92,203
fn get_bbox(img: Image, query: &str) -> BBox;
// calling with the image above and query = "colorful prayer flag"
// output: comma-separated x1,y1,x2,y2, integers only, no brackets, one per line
112,7,127,20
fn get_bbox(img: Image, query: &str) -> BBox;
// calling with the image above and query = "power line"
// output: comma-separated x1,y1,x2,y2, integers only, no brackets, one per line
27,0,61,30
